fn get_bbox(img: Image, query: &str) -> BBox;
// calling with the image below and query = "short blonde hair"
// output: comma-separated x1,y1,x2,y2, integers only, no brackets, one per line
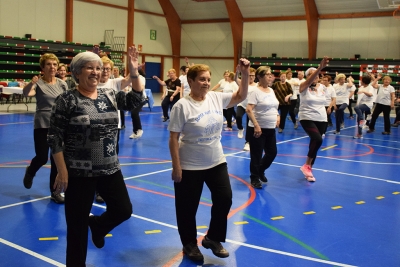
382,75,392,82
187,64,211,81
255,66,272,79
57,63,68,72
101,56,114,69
168,69,176,74
336,73,346,80
39,53,59,68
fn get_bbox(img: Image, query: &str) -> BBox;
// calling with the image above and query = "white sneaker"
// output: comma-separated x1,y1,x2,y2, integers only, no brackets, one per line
322,134,325,138
136,129,143,138
238,129,244,139
243,142,250,151
366,114,372,121
129,133,137,139
340,123,344,129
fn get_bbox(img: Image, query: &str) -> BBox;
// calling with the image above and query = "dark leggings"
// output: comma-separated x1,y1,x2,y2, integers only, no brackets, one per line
27,128,57,193
288,99,297,122
300,120,327,166
130,104,144,133
174,163,232,246
161,95,180,118
223,107,235,128
236,106,246,130
368,103,392,132
335,103,348,132
278,105,291,129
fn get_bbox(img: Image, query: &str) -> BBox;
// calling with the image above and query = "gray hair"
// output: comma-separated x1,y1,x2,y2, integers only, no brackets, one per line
70,51,102,83
305,67,316,77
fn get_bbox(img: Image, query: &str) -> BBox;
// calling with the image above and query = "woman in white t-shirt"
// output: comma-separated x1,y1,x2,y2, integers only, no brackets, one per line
222,72,239,130
168,60,250,262
367,75,395,135
211,70,230,92
298,57,329,182
129,68,147,139
246,66,279,189
321,75,336,133
333,74,354,134
288,70,306,121
353,75,374,138
236,67,257,150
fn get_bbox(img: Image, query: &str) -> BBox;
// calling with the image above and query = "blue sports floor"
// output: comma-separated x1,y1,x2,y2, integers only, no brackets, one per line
0,105,399,267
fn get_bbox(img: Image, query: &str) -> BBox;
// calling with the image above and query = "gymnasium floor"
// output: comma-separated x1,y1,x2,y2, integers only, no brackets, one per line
0,101,399,267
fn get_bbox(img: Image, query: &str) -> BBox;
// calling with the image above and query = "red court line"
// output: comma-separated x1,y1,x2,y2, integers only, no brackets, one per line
162,174,256,267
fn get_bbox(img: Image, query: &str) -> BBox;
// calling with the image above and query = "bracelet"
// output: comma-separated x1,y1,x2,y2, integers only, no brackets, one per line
130,75,138,79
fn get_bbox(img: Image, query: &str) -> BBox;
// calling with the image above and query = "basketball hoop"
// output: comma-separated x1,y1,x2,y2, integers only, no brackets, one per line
393,7,400,20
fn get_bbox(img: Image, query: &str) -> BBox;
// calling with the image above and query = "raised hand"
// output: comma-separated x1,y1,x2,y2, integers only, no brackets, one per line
319,56,329,69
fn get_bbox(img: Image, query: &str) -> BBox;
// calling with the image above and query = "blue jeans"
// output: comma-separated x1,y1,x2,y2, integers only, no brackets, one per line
354,104,370,134
335,103,348,132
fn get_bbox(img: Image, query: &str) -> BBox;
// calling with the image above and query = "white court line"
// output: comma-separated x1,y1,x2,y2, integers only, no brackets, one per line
231,155,400,185
0,238,65,267
92,205,357,267
0,196,50,210
355,143,400,150
317,156,400,165
0,121,33,126
339,134,400,143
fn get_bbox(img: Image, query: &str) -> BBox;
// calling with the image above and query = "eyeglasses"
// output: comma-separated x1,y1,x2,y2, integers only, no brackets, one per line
85,66,102,72
102,67,112,72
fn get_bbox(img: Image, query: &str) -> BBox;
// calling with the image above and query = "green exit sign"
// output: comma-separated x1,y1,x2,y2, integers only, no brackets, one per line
150,30,156,40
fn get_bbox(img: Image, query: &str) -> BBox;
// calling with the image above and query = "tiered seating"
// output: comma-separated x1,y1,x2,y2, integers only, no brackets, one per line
0,35,111,82
249,57,400,85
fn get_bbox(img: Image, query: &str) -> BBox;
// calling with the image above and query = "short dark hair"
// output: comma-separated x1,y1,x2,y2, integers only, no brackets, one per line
180,65,187,72
361,75,371,85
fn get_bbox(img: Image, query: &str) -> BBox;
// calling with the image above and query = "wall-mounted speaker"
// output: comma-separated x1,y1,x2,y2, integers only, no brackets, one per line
25,34,32,38
100,42,105,46
272,53,277,58
355,54,360,59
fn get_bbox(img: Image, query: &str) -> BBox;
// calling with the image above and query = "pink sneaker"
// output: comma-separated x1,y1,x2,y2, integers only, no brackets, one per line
300,164,315,182
359,120,365,128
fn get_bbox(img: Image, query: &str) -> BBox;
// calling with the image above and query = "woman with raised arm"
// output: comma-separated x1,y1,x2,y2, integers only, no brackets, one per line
47,46,139,267
22,53,68,204
168,59,250,262
298,57,329,182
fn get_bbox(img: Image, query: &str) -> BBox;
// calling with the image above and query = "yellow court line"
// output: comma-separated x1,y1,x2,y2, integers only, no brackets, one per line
393,192,400,195
196,225,208,229
331,206,343,210
145,230,162,234
106,234,112,237
376,196,385,200
234,221,249,225
355,201,365,205
39,237,58,241
271,216,284,220
321,144,338,151
303,211,316,215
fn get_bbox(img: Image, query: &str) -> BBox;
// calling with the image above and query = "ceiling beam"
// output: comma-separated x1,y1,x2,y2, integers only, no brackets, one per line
320,11,393,19
225,0,243,68
158,0,182,72
66,0,73,42
127,0,134,48
303,0,319,60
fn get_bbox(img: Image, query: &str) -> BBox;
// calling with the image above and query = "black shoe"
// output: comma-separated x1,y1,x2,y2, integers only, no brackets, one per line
23,166,34,189
382,131,391,135
367,129,375,133
391,123,399,127
162,117,169,122
259,174,268,183
95,192,105,203
121,125,125,129
201,236,229,258
182,242,204,262
250,179,262,189
88,215,105,249
51,192,65,204
328,123,333,127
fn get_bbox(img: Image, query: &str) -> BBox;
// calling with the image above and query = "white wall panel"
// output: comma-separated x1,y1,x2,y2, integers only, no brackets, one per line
318,17,400,59
0,0,65,41
134,12,171,55
73,1,126,46
181,23,233,57
243,21,308,58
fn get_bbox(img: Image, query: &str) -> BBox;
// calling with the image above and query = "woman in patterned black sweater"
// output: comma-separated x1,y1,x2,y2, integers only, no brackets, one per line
272,71,293,133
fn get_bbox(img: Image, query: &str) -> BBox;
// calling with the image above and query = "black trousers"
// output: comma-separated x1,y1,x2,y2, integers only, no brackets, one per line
223,107,235,128
394,106,400,123
278,105,291,129
335,103,348,132
248,127,277,180
119,110,125,127
236,106,251,143
162,95,180,118
174,163,232,246
300,120,327,166
369,103,392,132
65,170,132,267
27,128,57,193
130,104,144,133
325,106,334,130
288,99,298,122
